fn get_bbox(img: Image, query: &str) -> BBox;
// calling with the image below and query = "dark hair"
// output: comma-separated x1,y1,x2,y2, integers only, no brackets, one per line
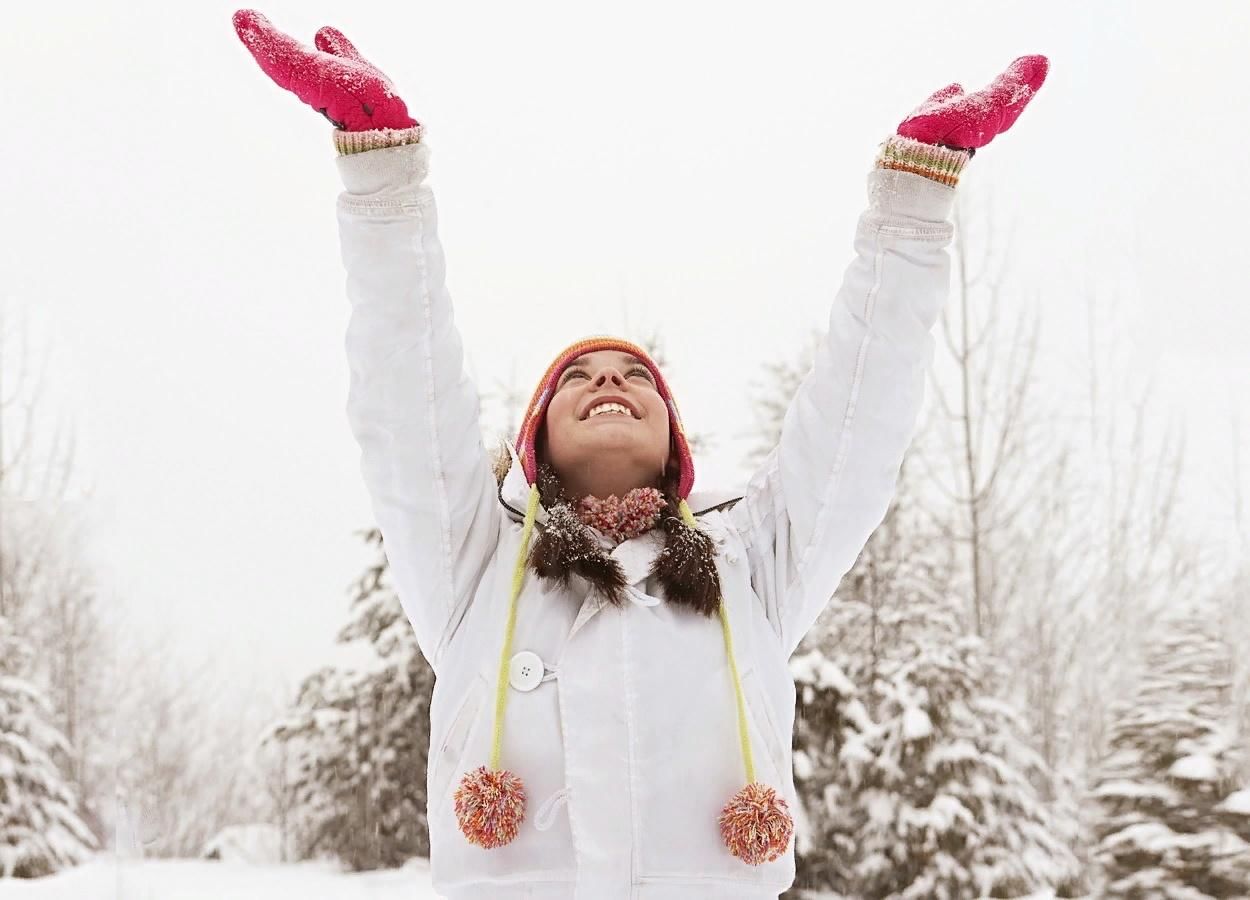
490,437,722,618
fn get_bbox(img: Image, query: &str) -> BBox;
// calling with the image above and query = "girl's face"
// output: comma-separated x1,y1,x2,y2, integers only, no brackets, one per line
540,350,672,498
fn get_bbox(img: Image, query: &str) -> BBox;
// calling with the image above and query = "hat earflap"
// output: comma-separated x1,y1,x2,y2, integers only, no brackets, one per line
526,461,630,605
650,495,723,618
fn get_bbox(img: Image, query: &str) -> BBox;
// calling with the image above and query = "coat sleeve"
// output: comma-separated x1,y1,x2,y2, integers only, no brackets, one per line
729,165,956,659
334,140,501,671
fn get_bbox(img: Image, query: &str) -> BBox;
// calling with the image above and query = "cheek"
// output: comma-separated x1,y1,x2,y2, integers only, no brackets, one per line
648,399,671,440
543,394,575,446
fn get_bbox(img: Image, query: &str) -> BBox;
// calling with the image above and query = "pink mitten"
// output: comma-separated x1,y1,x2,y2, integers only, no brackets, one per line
233,9,418,132
897,55,1049,151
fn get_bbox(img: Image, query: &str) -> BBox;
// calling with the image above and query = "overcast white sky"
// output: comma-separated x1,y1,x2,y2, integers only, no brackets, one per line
2,1,1248,693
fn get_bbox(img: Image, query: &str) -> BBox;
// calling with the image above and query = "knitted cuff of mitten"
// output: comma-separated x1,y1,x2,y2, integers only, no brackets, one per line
333,124,424,156
875,134,973,188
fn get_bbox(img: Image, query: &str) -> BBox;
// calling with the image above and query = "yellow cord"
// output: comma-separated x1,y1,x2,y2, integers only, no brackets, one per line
490,483,541,771
680,499,755,786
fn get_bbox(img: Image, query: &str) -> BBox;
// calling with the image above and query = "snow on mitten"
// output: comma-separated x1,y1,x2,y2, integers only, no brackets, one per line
233,10,422,154
878,54,1049,188
898,55,1048,150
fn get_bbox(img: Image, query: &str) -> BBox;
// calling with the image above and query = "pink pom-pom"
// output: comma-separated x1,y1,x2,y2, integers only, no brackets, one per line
718,782,794,865
454,766,527,849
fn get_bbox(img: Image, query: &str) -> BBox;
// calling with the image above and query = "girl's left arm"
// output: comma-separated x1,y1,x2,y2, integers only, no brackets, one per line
730,141,964,659
729,55,1048,658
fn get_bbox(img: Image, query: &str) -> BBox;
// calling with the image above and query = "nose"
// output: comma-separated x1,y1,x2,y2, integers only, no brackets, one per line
592,367,625,388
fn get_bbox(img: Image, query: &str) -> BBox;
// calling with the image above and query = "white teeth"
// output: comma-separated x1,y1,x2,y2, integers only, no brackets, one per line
588,402,633,418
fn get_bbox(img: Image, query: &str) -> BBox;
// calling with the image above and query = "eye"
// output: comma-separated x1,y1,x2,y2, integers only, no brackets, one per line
560,365,652,386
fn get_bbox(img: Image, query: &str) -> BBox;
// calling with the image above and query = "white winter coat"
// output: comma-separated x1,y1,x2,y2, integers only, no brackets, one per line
334,139,956,900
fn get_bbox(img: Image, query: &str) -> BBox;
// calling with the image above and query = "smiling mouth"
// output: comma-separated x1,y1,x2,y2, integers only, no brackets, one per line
582,401,640,420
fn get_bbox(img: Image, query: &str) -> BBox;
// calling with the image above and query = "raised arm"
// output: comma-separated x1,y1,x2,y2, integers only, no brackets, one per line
336,136,501,673
234,11,501,670
731,56,1048,658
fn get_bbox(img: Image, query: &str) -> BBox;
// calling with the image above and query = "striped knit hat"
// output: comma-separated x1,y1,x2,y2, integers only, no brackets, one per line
452,335,794,866
514,335,696,500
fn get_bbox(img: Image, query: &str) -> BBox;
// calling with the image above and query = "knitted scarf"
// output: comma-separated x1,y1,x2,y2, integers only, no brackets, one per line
575,487,667,544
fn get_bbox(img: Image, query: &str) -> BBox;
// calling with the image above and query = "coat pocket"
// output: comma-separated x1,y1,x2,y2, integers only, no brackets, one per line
427,665,578,891
429,673,490,819
633,662,795,889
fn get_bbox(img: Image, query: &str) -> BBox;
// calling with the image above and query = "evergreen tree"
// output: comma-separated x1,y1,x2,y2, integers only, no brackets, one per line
0,615,95,877
265,529,435,870
791,576,1080,896
788,495,1081,898
1092,613,1250,897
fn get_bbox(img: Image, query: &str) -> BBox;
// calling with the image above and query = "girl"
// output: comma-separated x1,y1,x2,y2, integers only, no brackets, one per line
233,12,1047,898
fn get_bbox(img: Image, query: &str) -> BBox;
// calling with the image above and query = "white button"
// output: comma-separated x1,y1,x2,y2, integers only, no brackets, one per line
509,651,545,692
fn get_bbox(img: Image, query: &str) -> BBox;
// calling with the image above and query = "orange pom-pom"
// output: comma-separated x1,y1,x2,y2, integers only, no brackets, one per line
454,765,527,849
718,782,794,865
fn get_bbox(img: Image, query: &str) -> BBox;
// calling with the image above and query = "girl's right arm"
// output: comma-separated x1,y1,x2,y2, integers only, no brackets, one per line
235,11,501,670
336,134,502,673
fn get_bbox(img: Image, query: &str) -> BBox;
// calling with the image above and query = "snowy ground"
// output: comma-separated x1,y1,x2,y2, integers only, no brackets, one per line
0,861,1081,899
0,857,445,900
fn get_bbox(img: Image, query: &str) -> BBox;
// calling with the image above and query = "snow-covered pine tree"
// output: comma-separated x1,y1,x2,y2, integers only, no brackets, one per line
264,528,435,870
0,614,95,877
862,633,1082,898
1092,611,1250,897
786,495,1081,899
